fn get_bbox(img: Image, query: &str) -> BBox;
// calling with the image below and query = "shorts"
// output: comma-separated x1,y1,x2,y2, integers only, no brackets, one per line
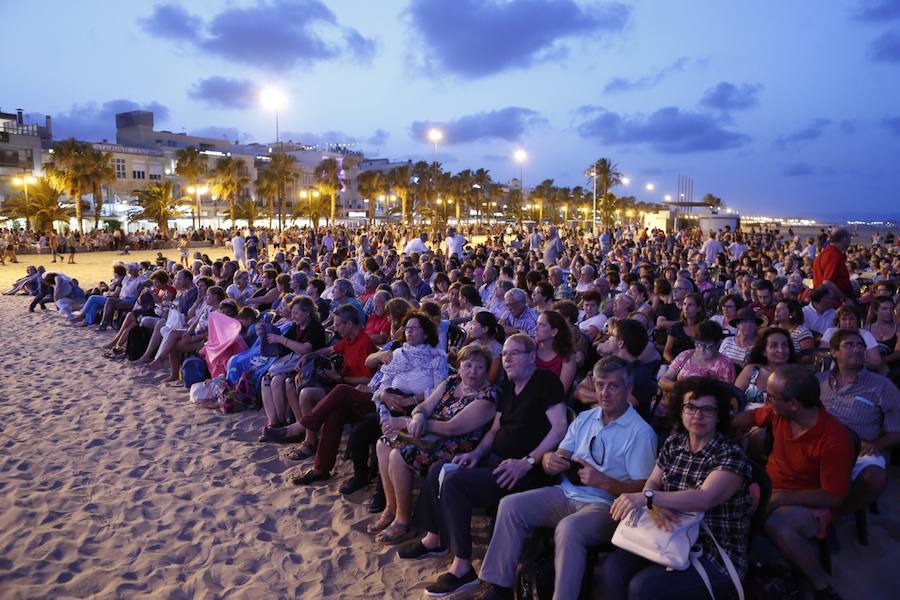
851,454,886,480
808,507,834,539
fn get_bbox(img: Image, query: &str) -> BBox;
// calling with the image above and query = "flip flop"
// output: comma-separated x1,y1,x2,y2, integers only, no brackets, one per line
366,512,396,535
375,522,410,544
285,442,317,461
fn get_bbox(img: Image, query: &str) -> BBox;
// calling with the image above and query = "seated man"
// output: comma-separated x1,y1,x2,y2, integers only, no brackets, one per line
97,262,147,330
733,364,854,600
818,329,900,514
477,357,656,600
398,334,568,597
501,288,538,337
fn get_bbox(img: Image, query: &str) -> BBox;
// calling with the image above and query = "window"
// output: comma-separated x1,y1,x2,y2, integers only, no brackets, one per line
148,162,163,181
132,160,146,180
132,170,146,180
113,158,126,179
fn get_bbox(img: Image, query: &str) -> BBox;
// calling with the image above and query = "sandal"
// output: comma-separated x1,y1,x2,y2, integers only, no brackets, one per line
103,347,125,359
375,522,410,544
366,512,396,535
285,442,317,461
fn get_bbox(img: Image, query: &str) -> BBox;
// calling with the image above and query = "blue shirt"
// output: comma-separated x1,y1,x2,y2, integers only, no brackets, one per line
558,404,657,504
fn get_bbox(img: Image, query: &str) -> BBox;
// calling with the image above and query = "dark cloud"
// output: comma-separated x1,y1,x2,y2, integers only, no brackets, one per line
854,0,900,21
869,27,900,62
51,99,170,141
190,126,251,142
775,118,831,148
699,82,763,111
781,163,817,177
883,116,900,135
575,105,750,154
604,57,691,93
280,129,389,147
839,119,861,134
188,77,258,110
139,1,375,72
410,107,547,144
406,0,631,78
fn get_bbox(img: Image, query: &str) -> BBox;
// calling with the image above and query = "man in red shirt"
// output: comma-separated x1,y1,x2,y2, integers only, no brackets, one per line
813,228,852,301
733,365,853,600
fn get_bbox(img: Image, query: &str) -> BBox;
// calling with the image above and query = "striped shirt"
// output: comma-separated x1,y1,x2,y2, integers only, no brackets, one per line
818,369,900,442
504,306,538,337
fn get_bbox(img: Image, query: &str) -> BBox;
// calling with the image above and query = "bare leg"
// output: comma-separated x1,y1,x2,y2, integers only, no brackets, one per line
765,506,831,591
388,448,414,525
260,376,282,427
135,320,166,364
840,466,886,514
147,330,183,369
376,441,397,516
106,312,136,349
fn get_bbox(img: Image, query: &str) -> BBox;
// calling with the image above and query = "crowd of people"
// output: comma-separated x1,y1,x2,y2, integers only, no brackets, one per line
7,220,900,600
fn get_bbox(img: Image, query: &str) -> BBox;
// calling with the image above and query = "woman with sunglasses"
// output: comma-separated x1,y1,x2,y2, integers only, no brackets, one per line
606,377,753,600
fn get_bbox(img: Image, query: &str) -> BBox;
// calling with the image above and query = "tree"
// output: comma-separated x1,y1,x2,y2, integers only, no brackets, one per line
293,190,328,228
259,151,298,230
386,164,412,224
254,169,278,229
702,193,723,209
175,146,207,228
585,158,623,229
356,169,387,224
82,148,115,231
208,156,250,226
314,158,341,224
472,168,492,223
1,180,73,232
234,197,261,227
132,180,183,235
45,138,94,234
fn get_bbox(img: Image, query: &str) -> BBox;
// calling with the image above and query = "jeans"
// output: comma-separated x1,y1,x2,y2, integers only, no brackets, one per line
349,413,381,478
601,549,739,600
299,384,374,473
81,295,108,324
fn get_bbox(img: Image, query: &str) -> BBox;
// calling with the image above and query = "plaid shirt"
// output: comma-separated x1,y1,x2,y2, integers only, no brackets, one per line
658,433,753,576
504,305,538,337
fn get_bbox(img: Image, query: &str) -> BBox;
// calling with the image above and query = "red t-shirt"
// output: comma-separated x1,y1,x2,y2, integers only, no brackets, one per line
750,404,854,497
363,312,391,339
813,245,850,293
333,331,377,379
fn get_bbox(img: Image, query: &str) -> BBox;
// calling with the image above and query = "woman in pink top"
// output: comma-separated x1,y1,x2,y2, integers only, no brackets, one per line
659,320,735,394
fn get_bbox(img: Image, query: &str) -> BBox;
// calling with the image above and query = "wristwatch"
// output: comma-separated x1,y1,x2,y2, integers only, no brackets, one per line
524,454,536,466
644,490,655,509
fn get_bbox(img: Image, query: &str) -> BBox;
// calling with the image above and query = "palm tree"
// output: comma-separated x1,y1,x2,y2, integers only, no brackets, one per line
293,190,328,228
175,146,207,229
260,151,298,230
45,138,94,234
356,169,387,224
314,158,341,224
585,158,623,229
132,181,183,235
208,156,250,226
234,197,261,227
387,164,412,224
1,180,73,232
411,160,435,222
254,170,278,229
701,193,723,209
81,148,115,231
472,168,492,223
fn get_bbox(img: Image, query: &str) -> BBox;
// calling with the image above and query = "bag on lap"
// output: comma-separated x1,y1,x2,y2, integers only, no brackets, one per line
126,326,152,361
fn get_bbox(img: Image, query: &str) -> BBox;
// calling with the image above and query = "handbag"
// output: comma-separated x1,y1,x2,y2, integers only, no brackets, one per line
267,352,303,376
258,322,289,358
611,508,745,600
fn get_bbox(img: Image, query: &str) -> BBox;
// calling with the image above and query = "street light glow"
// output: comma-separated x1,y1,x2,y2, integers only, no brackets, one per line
664,194,672,201
622,177,630,185
259,87,287,110
427,128,443,143
645,183,655,191
513,149,527,163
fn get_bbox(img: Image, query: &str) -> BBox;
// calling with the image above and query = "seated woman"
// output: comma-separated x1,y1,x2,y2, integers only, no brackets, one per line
605,377,753,600
103,270,175,357
443,282,465,320
659,320,735,394
718,307,761,370
820,305,884,373
535,310,577,395
462,310,504,383
773,299,815,352
226,269,256,305
146,285,224,380
663,292,706,363
370,344,497,543
133,270,200,365
3,265,41,296
867,296,900,383
709,293,743,337
244,269,280,312
291,311,448,485
259,296,328,438
735,326,797,409
70,264,126,325
530,280,555,313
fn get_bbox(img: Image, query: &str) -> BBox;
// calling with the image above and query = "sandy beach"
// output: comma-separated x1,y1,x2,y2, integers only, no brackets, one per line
0,251,897,600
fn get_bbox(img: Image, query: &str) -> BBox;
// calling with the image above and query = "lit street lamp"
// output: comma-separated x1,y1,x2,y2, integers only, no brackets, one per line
427,128,443,162
299,189,321,226
260,87,288,148
513,149,527,218
645,183,655,192
187,185,208,229
12,174,38,229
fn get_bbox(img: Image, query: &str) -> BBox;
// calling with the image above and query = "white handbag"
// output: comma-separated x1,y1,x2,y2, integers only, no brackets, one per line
611,508,744,600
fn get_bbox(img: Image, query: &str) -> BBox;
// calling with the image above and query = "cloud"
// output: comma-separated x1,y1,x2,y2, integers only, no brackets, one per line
575,105,750,153
604,57,692,93
883,116,900,135
190,126,251,142
188,77,259,110
280,129,390,147
406,0,631,78
410,107,547,144
774,118,831,148
139,1,375,72
854,0,900,21
869,26,900,62
781,163,817,177
700,82,763,111
839,119,861,134
50,99,170,141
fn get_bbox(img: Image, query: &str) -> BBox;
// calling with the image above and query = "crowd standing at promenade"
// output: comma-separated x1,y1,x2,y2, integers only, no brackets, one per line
5,219,900,600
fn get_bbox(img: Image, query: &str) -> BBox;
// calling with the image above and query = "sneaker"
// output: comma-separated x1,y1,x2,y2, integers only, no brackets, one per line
814,585,843,600
397,540,448,560
425,569,479,597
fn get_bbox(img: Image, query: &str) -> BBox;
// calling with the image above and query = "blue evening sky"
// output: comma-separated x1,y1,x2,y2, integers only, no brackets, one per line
3,0,899,221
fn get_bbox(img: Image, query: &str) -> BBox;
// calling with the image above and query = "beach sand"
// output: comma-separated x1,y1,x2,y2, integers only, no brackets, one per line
0,250,897,599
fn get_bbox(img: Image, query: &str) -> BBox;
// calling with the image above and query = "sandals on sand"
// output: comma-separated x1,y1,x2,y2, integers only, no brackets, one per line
366,512,396,535
375,523,410,544
290,469,330,486
103,347,125,359
285,442,316,461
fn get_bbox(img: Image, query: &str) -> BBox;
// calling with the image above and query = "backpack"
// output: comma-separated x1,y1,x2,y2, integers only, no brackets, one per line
181,356,210,388
217,371,259,413
125,326,152,361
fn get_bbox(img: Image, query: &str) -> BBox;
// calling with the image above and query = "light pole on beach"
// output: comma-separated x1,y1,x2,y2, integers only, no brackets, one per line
187,185,208,229
514,148,527,220
260,87,288,148
427,128,443,162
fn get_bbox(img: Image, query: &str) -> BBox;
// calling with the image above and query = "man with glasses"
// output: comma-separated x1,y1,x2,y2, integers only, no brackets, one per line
732,365,853,600
501,288,538,337
475,357,656,600
818,330,900,515
403,334,567,597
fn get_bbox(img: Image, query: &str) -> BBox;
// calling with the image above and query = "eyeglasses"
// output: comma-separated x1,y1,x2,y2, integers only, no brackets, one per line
404,325,422,332
683,403,718,418
501,349,532,359
838,341,865,350
588,434,606,466
695,342,716,351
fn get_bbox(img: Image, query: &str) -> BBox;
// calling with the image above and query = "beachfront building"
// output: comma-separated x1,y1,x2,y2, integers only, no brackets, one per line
0,109,50,216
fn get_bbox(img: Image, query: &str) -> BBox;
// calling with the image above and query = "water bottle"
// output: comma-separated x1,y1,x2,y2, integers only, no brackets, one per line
377,401,398,442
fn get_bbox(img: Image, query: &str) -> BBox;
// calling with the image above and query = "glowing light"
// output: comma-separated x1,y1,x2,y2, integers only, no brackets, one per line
427,128,443,143
645,183,655,191
259,87,287,110
622,177,630,185
513,149,527,163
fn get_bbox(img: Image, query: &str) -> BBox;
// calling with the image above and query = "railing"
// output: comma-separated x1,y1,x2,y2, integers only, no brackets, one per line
0,122,39,136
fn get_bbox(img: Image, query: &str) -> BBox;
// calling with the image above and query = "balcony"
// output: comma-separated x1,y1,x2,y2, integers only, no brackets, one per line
1,122,39,136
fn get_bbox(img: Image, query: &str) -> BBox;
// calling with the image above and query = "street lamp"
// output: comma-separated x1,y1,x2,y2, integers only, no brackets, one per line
645,183,655,192
513,148,527,216
427,128,443,161
622,177,631,185
259,87,288,147
187,184,208,229
299,189,320,226
12,174,38,229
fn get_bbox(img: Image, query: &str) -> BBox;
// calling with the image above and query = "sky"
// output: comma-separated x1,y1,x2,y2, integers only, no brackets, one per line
3,0,900,221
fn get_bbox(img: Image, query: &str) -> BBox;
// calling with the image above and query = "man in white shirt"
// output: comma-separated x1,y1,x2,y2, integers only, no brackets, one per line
802,286,836,335
728,234,748,261
404,233,430,256
231,231,246,267
445,227,467,259
701,231,724,265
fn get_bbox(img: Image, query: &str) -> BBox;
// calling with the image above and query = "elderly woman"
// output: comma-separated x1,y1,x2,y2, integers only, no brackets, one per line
369,344,497,543
735,326,797,409
291,311,448,485
659,320,735,394
718,307,761,369
605,377,753,600
226,269,255,305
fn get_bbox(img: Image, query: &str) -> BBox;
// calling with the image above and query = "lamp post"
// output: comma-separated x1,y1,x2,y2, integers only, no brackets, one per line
187,184,208,230
513,149,527,219
12,174,38,229
427,128,443,162
299,189,320,227
260,87,288,148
